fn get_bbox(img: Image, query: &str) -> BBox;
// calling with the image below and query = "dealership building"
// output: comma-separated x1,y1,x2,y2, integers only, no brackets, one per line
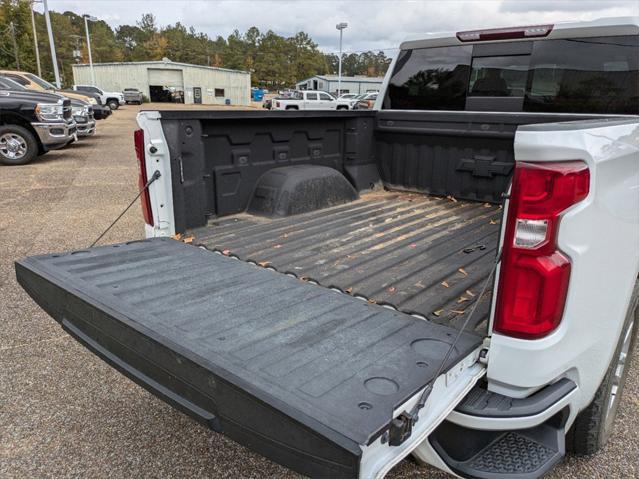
72,59,251,105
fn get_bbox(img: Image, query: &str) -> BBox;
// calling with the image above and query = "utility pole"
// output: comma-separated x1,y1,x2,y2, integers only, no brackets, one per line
42,0,61,87
9,22,20,69
336,22,348,96
30,0,42,77
83,15,98,85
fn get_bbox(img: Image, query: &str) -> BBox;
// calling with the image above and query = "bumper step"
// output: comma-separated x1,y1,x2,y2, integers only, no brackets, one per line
454,378,576,418
429,410,567,479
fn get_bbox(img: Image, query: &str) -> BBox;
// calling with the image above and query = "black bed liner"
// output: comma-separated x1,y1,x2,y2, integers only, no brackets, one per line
16,238,482,478
189,190,502,332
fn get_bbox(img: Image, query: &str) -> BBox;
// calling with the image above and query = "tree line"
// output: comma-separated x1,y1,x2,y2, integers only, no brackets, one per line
0,1,391,88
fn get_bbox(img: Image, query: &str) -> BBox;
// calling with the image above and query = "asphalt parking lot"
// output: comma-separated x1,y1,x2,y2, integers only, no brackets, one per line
1,103,637,479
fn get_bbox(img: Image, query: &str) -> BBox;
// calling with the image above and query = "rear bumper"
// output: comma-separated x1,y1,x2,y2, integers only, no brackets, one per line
32,121,77,148
447,378,577,431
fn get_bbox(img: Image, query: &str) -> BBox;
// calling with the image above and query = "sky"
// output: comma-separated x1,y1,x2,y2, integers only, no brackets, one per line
38,0,639,56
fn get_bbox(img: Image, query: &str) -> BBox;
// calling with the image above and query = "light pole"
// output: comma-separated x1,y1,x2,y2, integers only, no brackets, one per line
29,1,42,77
83,15,98,85
336,22,347,96
42,0,61,88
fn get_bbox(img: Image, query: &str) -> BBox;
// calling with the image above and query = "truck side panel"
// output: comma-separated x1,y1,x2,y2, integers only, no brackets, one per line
488,119,639,418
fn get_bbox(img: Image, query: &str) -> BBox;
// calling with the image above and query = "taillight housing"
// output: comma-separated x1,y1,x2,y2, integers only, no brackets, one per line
494,161,590,339
134,128,154,226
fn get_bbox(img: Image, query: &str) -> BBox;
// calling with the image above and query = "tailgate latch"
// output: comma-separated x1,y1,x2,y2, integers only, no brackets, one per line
388,412,414,446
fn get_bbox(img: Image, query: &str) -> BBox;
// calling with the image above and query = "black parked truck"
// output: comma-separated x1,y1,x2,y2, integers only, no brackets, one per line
0,89,76,165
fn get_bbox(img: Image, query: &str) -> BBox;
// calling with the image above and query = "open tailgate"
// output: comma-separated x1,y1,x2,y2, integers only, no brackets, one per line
16,238,484,478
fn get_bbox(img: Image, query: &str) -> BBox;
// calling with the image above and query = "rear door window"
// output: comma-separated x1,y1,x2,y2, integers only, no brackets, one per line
524,36,639,114
306,92,318,100
384,45,472,110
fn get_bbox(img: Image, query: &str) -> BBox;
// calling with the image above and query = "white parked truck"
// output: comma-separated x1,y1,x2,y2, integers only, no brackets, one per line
73,84,125,110
272,90,352,110
16,17,638,479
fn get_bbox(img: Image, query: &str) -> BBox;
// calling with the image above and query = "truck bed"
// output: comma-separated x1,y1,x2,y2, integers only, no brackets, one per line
189,190,501,332
16,238,482,478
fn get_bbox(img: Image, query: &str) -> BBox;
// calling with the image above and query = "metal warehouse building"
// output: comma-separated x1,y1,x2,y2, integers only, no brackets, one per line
72,59,251,105
295,75,384,95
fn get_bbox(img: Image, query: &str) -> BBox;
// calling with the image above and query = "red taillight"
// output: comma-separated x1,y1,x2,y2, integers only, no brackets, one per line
457,24,553,42
494,161,589,339
134,128,154,226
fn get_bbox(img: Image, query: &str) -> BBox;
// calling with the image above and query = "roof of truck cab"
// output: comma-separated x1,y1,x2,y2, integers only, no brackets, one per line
400,16,639,50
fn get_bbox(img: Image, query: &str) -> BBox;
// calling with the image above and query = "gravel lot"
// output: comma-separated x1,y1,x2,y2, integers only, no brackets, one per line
1,103,637,478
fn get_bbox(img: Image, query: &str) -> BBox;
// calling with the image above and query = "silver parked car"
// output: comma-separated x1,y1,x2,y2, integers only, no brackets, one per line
123,88,143,105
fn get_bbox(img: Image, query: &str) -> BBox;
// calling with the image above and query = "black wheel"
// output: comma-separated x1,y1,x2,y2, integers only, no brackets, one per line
285,106,298,110
107,99,119,110
337,106,348,110
567,278,638,455
0,125,38,165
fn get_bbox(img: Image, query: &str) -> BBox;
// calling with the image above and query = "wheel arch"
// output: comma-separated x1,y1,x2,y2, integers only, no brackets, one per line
0,112,45,155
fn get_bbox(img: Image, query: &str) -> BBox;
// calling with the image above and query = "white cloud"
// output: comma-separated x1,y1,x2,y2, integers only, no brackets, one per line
42,0,639,55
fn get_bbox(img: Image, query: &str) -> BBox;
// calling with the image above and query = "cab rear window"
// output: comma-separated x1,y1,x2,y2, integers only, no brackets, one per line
384,35,639,114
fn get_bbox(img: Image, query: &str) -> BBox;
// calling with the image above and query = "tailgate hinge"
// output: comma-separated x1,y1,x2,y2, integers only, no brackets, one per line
388,384,433,446
388,411,414,446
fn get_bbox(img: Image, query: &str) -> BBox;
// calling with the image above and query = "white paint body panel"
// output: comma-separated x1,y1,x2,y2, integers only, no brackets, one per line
488,119,639,416
400,16,639,50
137,111,176,238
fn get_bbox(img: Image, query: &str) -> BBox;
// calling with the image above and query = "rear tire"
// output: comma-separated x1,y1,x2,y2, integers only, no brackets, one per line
285,106,298,110
567,278,638,455
107,99,120,110
337,106,348,110
0,125,38,165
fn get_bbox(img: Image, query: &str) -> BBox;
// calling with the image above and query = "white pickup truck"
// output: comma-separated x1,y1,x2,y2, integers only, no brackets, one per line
16,17,638,479
272,90,352,110
73,84,125,110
